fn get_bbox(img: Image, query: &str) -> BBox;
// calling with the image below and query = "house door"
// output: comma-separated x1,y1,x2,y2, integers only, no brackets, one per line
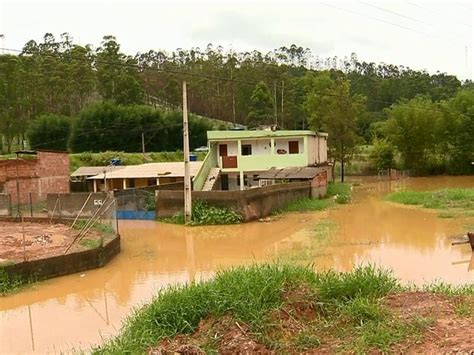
220,174,229,190
288,141,299,154
219,144,228,157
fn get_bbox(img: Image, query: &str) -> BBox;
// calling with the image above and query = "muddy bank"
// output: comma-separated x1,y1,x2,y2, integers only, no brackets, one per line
94,264,474,354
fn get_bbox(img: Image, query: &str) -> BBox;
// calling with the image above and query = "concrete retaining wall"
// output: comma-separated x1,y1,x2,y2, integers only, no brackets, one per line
0,193,11,216
156,181,311,221
2,235,120,282
47,192,108,217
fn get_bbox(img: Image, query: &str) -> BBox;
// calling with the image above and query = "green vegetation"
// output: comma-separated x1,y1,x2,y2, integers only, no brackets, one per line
1,34,472,178
162,200,242,226
282,182,352,212
0,268,30,296
26,114,71,151
69,102,218,153
79,238,102,249
72,220,115,235
93,264,472,354
386,188,474,216
69,150,206,172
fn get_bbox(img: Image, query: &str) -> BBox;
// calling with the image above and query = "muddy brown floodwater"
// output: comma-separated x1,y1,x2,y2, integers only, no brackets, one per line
1,176,473,353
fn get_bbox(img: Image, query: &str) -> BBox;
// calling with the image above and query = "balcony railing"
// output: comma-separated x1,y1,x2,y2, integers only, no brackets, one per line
221,156,238,169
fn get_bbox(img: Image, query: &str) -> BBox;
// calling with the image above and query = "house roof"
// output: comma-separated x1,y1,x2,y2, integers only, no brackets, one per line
71,166,126,177
207,130,328,141
255,166,327,180
86,161,203,180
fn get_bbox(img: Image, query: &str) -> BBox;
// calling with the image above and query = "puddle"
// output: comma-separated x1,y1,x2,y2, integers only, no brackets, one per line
0,176,472,353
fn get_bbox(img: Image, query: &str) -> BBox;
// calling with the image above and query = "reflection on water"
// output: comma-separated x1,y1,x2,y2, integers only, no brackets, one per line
0,176,473,353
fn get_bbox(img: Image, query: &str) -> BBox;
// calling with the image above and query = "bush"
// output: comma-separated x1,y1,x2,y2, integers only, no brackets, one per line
69,102,215,153
27,114,71,151
191,200,242,225
370,139,395,172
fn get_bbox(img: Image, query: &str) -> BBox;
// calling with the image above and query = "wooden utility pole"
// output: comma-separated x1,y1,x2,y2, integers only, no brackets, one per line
183,81,192,223
281,80,285,129
273,82,278,126
141,131,146,161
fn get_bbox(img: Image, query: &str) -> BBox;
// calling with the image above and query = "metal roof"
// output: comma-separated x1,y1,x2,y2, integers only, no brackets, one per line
86,161,203,180
207,130,328,141
71,166,126,177
255,166,326,180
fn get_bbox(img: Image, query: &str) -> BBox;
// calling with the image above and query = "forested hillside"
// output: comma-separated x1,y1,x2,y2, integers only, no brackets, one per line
0,33,472,175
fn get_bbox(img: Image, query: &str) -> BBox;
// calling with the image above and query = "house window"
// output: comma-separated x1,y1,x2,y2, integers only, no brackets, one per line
289,141,299,154
147,178,157,186
241,144,252,156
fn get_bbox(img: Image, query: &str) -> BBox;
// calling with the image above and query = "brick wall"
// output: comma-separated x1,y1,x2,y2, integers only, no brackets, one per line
0,151,69,203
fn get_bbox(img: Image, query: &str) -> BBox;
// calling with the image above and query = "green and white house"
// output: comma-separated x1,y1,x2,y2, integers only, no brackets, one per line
193,130,328,191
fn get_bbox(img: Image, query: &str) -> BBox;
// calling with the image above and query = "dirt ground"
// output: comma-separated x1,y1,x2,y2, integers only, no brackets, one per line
148,290,474,354
0,221,103,263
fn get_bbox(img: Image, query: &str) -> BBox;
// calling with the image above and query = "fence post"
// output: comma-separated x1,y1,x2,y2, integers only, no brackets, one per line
29,192,33,217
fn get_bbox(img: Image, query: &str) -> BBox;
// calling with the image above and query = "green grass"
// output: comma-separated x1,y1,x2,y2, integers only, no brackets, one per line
281,182,352,213
386,188,474,216
0,268,32,296
79,238,102,249
72,220,115,235
69,151,206,172
94,264,429,354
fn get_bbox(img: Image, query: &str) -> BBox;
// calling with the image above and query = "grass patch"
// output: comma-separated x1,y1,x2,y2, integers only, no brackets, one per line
385,188,474,217
72,220,115,234
69,151,207,172
0,268,32,296
94,264,416,354
281,182,352,213
79,238,102,249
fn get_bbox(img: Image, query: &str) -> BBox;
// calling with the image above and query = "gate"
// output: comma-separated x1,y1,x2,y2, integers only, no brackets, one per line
114,188,156,220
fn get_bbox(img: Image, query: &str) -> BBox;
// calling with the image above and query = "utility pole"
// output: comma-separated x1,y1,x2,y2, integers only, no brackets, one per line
281,80,285,129
141,131,146,161
273,82,278,126
183,81,192,223
231,66,236,124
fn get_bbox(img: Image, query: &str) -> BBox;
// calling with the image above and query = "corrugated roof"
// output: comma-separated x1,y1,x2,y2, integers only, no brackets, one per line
207,130,328,141
256,166,326,180
71,166,125,177
86,161,203,179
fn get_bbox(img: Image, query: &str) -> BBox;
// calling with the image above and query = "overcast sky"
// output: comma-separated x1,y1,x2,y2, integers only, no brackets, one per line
1,0,473,79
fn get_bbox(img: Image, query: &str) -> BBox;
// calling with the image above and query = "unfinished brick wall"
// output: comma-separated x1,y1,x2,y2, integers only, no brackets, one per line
0,150,70,203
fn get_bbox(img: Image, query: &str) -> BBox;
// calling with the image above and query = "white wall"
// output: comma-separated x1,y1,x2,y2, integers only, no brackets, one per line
217,141,238,156
274,138,304,154
240,139,271,155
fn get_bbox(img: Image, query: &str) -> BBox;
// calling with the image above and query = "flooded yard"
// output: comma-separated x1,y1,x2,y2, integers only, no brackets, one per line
1,176,473,353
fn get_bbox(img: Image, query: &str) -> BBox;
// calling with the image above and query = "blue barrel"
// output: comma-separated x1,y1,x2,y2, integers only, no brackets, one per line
189,154,197,161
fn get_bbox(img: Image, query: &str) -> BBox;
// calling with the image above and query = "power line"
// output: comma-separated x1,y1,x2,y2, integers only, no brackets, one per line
321,2,428,35
359,1,430,26
406,1,472,29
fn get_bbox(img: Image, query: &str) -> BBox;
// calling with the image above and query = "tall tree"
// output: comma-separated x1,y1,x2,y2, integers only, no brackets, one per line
304,72,365,182
247,81,274,127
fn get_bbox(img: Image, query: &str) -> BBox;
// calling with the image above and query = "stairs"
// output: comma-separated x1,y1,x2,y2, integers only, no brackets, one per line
202,168,220,191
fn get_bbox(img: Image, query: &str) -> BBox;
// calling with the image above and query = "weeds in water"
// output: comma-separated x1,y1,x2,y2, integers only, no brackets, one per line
0,269,30,296
159,200,242,226
281,198,333,212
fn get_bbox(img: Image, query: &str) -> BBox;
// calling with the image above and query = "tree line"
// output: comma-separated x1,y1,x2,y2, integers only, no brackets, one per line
0,33,472,176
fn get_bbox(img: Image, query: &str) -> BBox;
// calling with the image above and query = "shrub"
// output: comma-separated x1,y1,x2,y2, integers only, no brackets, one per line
191,200,242,225
27,114,71,151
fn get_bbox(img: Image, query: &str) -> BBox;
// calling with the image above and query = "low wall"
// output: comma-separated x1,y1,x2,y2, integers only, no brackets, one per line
0,193,11,216
156,181,311,221
47,192,108,217
2,235,121,282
